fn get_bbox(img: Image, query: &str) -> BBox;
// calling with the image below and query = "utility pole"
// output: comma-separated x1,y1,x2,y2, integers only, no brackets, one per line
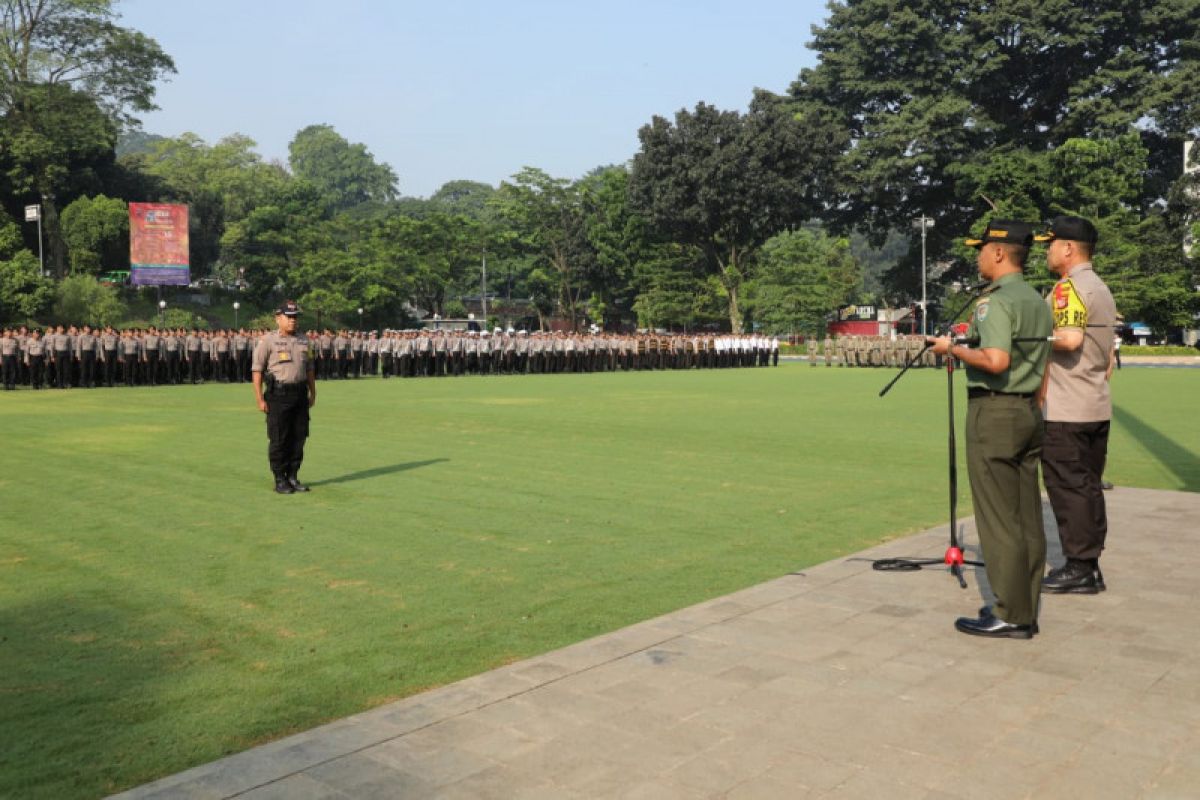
912,216,935,335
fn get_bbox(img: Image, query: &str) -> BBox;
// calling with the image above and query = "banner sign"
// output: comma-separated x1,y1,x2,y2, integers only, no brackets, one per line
130,203,189,286
839,304,876,321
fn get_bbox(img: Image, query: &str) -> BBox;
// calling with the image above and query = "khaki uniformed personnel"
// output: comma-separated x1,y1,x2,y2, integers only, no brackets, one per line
252,301,317,494
929,219,1052,639
1035,216,1118,595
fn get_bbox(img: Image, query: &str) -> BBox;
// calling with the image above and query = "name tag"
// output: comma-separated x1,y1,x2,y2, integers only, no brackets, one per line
278,352,292,362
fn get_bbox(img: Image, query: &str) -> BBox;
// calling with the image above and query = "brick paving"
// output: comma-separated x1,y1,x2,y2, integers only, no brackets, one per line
114,487,1200,799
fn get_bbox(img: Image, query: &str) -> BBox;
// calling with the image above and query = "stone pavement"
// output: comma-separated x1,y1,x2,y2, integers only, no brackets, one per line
116,487,1200,800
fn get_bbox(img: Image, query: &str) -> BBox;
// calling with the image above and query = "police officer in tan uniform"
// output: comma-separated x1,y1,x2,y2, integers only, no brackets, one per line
252,301,317,494
1035,216,1118,594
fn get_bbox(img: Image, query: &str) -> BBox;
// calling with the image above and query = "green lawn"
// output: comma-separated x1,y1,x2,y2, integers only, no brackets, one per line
1,364,1196,797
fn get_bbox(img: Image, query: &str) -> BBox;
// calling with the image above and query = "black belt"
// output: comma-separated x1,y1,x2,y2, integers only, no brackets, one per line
968,388,1034,399
275,382,308,394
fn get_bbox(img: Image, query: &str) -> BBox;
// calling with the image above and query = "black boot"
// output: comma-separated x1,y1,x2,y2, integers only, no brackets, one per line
287,468,310,492
274,473,295,494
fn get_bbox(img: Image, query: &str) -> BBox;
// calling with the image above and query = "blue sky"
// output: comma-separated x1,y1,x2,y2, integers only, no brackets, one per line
119,0,830,198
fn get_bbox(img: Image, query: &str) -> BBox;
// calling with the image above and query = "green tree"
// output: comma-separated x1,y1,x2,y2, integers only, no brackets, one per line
754,229,861,336
135,133,290,276
60,194,128,274
220,179,331,304
51,274,126,325
492,168,591,328
629,92,841,332
0,0,174,274
791,0,1200,278
288,124,399,210
0,212,51,320
578,165,649,328
429,180,496,219
630,246,719,331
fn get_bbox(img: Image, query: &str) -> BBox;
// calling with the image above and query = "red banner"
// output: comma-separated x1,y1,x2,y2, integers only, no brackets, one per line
130,203,189,286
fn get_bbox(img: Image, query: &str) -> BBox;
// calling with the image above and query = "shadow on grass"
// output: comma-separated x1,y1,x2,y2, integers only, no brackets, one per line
0,598,170,799
1113,405,1200,492
308,458,448,487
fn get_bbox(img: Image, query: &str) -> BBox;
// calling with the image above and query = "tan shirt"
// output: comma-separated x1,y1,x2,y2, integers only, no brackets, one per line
1043,263,1117,422
252,332,313,385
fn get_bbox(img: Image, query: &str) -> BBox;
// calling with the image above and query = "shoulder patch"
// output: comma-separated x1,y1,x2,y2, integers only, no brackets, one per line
976,300,990,321
1052,279,1088,329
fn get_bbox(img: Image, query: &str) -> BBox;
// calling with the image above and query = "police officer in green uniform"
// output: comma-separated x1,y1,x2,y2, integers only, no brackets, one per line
928,220,1053,639
252,301,317,494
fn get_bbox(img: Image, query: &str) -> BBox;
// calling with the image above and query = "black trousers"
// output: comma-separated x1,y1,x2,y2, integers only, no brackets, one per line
165,351,181,384
54,352,71,387
266,386,310,477
187,352,202,383
80,352,96,387
2,354,16,388
29,355,45,388
103,351,118,386
144,351,160,385
1042,420,1110,562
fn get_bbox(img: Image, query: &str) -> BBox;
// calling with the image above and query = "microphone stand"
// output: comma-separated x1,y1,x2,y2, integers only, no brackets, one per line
876,283,990,588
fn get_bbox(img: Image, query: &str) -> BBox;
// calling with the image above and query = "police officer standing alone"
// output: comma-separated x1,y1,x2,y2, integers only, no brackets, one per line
252,301,317,494
927,220,1053,639
1035,216,1117,594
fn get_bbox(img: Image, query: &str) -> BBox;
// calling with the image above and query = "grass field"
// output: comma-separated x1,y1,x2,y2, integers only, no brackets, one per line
2,364,1197,798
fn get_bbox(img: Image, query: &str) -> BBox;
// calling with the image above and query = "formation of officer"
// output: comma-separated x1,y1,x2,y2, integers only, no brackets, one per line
927,219,1053,639
0,325,278,388
1,326,787,388
370,330,780,377
252,301,316,494
1035,216,1118,595
832,334,936,368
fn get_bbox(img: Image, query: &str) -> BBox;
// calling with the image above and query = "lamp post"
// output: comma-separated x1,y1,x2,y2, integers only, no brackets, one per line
481,251,488,325
24,204,44,276
357,307,363,330
233,301,240,328
911,216,935,335
158,299,167,325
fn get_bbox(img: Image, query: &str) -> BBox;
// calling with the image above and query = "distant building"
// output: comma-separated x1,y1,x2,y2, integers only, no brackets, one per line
827,305,916,337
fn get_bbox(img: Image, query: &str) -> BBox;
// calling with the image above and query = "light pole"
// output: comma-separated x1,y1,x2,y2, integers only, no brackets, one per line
357,307,363,330
233,301,240,328
911,216,935,335
158,299,167,325
481,251,488,325
24,204,44,276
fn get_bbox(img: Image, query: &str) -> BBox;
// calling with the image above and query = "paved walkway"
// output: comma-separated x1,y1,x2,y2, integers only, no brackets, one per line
116,487,1200,800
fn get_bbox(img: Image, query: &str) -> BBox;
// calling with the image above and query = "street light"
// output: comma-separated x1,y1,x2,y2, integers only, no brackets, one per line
911,216,935,335
158,299,167,324
233,301,240,328
24,204,44,276
357,307,363,329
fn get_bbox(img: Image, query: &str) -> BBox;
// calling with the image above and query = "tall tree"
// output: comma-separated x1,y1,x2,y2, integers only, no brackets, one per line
753,229,861,336
492,167,592,328
0,0,174,273
288,124,398,210
578,165,647,328
0,211,51,321
791,0,1200,261
136,133,290,276
629,91,842,332
220,179,331,304
59,193,127,274
429,180,496,219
